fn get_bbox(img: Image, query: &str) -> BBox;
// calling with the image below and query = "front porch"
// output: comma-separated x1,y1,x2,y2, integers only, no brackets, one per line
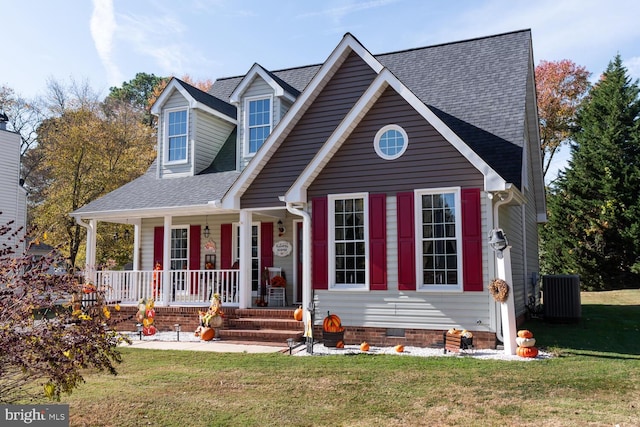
96,268,240,306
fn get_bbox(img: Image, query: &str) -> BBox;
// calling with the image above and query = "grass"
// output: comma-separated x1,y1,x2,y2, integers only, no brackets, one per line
57,290,639,426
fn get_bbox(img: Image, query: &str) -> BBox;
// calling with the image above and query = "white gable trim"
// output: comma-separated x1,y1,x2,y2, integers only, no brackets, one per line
151,79,237,124
229,64,296,104
285,69,507,202
220,33,384,210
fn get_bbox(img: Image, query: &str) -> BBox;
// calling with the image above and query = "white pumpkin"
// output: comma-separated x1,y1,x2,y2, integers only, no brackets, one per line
516,337,536,347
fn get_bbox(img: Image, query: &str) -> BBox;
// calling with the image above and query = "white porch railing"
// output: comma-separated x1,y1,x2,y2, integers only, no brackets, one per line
94,269,240,306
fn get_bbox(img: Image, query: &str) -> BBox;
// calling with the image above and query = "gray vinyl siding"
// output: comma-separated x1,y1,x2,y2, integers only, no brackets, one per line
159,92,192,177
0,130,26,252
308,87,484,197
241,52,377,208
312,193,496,333
193,110,236,174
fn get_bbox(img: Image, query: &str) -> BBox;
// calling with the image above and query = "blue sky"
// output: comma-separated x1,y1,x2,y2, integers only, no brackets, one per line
2,0,640,179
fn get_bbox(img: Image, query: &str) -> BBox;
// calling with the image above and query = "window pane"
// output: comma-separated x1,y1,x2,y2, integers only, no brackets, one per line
419,192,458,286
247,98,271,153
333,196,366,286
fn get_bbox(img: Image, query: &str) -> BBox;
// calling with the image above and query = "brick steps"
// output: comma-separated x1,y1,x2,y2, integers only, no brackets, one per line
221,308,304,344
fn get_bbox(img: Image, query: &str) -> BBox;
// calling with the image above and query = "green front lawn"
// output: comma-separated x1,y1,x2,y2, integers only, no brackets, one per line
61,290,640,426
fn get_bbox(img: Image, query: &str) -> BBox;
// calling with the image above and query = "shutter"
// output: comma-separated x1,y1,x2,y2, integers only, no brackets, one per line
312,197,328,290
462,188,483,291
153,226,164,268
261,222,274,269
396,192,415,290
189,225,201,294
220,223,233,269
369,193,387,290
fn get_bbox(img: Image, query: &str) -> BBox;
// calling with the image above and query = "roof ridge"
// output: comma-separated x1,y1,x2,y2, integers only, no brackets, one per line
374,29,531,58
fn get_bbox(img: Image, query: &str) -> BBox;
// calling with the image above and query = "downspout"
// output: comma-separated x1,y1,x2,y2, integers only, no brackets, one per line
491,190,514,344
284,200,312,327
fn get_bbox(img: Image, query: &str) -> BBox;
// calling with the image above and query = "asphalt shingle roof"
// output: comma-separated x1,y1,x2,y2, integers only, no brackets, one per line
73,160,240,215
74,30,532,217
174,78,237,120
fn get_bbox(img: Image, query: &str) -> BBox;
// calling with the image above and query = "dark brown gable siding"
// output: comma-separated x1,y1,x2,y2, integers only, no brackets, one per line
307,87,484,198
241,51,377,208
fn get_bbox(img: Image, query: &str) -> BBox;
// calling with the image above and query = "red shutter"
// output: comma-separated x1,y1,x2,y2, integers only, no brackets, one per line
462,188,483,291
153,226,164,268
261,222,274,269
220,223,233,269
189,225,201,293
369,193,387,290
312,197,328,290
397,192,415,290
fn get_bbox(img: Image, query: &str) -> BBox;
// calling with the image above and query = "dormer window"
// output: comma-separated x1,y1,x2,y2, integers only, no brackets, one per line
245,96,271,156
166,108,188,163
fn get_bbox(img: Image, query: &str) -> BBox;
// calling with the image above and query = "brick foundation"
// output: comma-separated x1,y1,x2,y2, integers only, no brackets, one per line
110,305,210,333
313,325,497,349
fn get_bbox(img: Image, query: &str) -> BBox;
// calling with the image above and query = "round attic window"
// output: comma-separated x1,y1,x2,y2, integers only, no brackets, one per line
374,125,408,160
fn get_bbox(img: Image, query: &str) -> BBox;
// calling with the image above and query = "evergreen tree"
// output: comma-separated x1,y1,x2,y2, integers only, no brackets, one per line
541,55,640,290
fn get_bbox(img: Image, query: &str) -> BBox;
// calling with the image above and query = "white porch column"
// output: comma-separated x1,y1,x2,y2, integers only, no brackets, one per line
162,215,172,306
496,247,517,355
132,219,141,271
238,209,252,309
84,219,97,280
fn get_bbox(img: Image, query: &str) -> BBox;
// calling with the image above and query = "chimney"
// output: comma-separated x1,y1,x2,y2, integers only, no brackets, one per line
0,112,8,131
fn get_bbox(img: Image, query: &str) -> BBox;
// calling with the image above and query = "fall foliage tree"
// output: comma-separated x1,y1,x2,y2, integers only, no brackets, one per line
535,59,591,179
0,217,129,403
540,55,640,290
30,80,155,270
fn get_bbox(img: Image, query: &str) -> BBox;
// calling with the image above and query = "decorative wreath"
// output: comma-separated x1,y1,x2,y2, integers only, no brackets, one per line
488,278,509,303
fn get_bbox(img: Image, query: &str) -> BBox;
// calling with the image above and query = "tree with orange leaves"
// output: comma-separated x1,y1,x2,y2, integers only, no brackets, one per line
535,59,591,179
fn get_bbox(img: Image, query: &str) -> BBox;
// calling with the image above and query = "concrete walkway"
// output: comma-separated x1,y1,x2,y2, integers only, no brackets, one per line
121,339,288,353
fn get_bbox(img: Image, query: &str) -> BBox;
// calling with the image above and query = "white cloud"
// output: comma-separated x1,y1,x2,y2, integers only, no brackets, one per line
90,0,122,87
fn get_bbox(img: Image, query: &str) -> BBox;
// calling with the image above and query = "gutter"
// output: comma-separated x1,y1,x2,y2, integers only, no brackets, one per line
282,199,313,327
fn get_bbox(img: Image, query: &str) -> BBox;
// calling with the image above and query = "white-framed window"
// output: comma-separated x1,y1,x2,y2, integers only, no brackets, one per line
170,226,189,294
165,108,188,163
244,96,272,156
233,223,260,291
329,193,369,290
415,188,463,292
374,124,408,160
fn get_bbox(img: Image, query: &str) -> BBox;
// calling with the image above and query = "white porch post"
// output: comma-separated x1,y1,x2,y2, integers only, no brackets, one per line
162,215,172,306
85,219,97,280
238,210,252,309
496,247,517,355
132,219,141,271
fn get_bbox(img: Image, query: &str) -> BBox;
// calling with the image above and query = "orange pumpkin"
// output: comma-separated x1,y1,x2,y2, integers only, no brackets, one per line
200,327,215,341
516,346,538,358
82,283,96,294
360,342,370,352
517,330,534,339
293,306,303,321
336,340,344,348
394,344,404,353
323,311,343,333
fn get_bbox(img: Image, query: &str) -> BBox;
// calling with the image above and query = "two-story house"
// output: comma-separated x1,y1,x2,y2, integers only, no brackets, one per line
0,115,27,255
71,30,545,349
